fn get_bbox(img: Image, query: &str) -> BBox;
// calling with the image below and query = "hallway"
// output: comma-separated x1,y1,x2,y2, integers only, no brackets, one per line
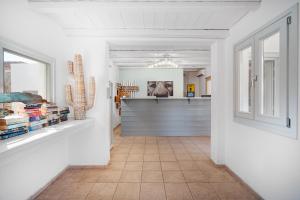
36,128,259,200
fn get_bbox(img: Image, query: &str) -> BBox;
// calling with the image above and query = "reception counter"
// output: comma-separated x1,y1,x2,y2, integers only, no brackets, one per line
121,97,211,136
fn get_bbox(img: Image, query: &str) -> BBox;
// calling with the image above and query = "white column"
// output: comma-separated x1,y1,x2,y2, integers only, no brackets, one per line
210,39,226,165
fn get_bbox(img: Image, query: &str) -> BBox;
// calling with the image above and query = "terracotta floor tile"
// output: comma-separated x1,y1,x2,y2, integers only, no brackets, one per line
211,182,258,200
160,153,177,161
161,162,180,171
113,183,140,200
61,182,93,200
182,170,208,182
124,162,143,171
56,169,85,184
145,140,157,144
97,170,122,183
130,148,145,154
188,182,219,200
190,153,210,160
143,154,160,161
143,161,161,171
36,183,66,200
127,154,144,161
111,154,128,162
208,171,236,183
163,171,185,183
164,183,193,200
38,134,258,200
142,171,163,182
178,161,199,170
112,147,130,154
86,183,117,200
140,183,166,200
79,169,102,183
120,170,142,182
144,148,159,154
106,161,126,170
175,153,193,161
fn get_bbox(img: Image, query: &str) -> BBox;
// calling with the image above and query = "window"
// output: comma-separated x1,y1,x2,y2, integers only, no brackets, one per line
235,38,254,119
234,5,298,138
0,40,55,102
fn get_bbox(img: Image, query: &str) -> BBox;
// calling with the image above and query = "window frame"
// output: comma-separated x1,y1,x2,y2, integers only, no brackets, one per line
0,37,56,102
254,16,288,126
233,4,298,139
234,37,255,119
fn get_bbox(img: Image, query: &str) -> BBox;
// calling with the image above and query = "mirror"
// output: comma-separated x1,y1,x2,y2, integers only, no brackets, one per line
3,50,50,100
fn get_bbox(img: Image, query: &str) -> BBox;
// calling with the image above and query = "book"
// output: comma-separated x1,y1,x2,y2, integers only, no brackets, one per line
29,116,42,122
28,124,43,132
24,104,42,109
29,119,47,127
0,126,28,135
0,122,29,131
0,129,28,140
60,114,68,122
48,119,60,126
0,115,29,126
47,114,60,121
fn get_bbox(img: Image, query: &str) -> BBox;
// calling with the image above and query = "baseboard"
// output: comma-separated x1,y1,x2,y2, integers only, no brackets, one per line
224,166,263,200
69,165,107,169
29,166,69,200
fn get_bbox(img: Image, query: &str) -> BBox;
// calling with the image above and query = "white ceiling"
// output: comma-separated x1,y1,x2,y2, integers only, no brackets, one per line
29,0,261,68
109,40,212,69
29,0,261,38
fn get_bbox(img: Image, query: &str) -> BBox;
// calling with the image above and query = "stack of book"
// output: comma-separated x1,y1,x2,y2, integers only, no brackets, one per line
46,104,60,126
0,115,29,140
0,103,71,140
59,107,70,122
25,104,47,132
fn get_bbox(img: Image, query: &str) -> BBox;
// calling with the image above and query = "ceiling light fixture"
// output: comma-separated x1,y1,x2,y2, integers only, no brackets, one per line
148,54,178,68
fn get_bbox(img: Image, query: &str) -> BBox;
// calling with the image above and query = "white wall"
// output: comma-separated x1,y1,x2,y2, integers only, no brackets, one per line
211,40,226,165
119,68,184,97
109,63,121,128
223,0,300,199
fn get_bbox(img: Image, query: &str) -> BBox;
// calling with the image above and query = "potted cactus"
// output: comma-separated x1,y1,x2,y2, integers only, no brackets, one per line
65,54,95,120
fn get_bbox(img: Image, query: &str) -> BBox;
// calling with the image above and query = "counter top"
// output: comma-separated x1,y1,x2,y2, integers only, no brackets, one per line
121,97,211,100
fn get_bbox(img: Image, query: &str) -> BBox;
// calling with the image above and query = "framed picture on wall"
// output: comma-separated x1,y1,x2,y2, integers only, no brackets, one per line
147,81,173,97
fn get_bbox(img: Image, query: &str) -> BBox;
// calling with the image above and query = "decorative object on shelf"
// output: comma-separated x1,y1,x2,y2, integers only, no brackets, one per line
65,54,95,120
114,81,139,115
147,81,173,97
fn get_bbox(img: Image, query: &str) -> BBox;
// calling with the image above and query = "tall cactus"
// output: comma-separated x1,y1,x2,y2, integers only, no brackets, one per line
65,54,95,120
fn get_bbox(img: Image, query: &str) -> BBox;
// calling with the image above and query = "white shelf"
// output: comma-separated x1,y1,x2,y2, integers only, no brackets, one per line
0,118,94,156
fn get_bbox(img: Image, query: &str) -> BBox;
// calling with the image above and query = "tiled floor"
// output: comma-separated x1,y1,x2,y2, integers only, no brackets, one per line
36,127,259,200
